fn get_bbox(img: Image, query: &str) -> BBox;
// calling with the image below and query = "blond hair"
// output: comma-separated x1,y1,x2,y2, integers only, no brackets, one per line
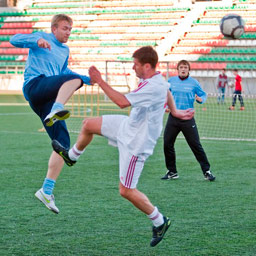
51,14,73,29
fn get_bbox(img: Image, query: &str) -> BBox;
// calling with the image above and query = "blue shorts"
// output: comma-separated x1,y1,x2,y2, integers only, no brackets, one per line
24,74,83,148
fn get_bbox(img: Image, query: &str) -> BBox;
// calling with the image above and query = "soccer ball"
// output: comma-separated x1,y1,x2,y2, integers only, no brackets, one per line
220,14,245,39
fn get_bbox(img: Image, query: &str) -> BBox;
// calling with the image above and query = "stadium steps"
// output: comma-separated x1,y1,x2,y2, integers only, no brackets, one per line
2,0,256,81
164,0,256,76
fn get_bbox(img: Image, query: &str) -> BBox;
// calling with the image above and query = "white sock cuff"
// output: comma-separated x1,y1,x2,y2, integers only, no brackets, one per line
148,206,164,227
68,144,85,161
147,206,158,219
73,144,85,155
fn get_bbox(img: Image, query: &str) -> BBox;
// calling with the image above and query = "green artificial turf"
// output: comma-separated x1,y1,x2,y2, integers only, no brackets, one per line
0,105,255,256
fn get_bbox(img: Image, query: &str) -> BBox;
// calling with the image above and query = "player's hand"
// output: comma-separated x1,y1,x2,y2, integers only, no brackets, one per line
176,108,195,120
89,78,97,85
37,38,51,50
89,66,103,85
195,95,202,103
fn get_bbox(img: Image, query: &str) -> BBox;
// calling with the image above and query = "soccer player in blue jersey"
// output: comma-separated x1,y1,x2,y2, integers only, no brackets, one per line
10,14,91,213
162,60,215,181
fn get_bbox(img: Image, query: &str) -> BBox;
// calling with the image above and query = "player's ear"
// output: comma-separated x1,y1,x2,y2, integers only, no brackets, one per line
51,25,57,34
144,63,151,70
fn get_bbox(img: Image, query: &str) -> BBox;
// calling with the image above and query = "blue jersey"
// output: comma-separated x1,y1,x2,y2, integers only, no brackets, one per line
168,76,207,110
10,31,91,100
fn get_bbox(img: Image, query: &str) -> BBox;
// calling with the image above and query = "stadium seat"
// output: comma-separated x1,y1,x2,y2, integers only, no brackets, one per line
2,0,256,80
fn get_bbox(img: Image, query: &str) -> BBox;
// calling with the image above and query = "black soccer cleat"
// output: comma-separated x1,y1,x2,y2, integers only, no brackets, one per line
204,170,216,181
52,139,76,167
161,170,179,180
150,216,171,247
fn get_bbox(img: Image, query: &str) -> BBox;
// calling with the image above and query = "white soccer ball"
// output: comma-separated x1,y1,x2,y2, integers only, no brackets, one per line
220,14,245,39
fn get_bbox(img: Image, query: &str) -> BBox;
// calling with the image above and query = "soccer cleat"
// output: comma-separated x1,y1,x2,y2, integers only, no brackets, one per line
52,139,76,167
161,170,179,180
35,188,59,214
204,170,216,181
44,109,70,127
150,216,171,247
240,107,245,111
229,106,235,110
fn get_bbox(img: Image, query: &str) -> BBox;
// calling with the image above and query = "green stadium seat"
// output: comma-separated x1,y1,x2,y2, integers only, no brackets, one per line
241,33,256,39
0,11,24,16
0,36,11,41
0,61,25,67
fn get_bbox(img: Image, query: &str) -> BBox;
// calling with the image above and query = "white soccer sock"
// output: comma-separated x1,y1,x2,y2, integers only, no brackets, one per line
147,206,164,227
68,144,85,161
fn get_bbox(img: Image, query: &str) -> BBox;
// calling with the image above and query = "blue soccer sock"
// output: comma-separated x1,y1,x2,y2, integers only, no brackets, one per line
42,178,56,195
51,102,64,113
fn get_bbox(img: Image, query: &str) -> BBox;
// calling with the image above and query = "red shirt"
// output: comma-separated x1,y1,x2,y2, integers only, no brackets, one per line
235,74,242,91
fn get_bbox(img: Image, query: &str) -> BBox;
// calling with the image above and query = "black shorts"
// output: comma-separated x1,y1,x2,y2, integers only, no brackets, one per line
24,74,83,148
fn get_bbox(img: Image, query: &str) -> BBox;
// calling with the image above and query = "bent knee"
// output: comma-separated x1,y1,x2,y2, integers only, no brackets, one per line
119,183,132,199
81,119,92,133
73,78,83,87
65,78,82,89
81,117,102,135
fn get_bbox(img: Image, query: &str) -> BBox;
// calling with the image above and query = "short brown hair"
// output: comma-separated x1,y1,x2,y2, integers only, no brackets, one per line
177,60,190,70
132,46,158,68
51,14,73,29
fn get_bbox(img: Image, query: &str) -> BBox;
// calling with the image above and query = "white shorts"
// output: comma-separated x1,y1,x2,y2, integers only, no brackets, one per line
101,115,149,189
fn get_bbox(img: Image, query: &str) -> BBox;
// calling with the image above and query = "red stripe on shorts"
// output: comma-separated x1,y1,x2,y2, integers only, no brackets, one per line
125,156,138,188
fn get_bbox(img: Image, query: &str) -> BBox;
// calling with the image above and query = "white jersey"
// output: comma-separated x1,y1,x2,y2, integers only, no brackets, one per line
117,72,169,156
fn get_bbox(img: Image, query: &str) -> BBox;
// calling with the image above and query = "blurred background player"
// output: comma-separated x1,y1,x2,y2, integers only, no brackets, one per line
10,14,91,214
52,46,194,246
162,60,215,182
216,68,228,104
229,69,244,111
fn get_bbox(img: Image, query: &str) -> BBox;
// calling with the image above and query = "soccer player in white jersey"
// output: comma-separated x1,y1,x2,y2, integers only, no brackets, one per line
52,46,194,246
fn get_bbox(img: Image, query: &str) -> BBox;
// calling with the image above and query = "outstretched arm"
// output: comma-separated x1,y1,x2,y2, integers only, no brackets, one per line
89,66,130,108
10,32,49,49
167,90,194,120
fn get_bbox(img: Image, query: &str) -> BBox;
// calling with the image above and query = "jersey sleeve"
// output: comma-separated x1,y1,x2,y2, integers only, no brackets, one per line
9,32,44,49
194,79,207,104
125,81,153,108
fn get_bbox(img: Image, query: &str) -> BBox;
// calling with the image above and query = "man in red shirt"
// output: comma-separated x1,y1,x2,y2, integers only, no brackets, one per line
229,69,244,110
